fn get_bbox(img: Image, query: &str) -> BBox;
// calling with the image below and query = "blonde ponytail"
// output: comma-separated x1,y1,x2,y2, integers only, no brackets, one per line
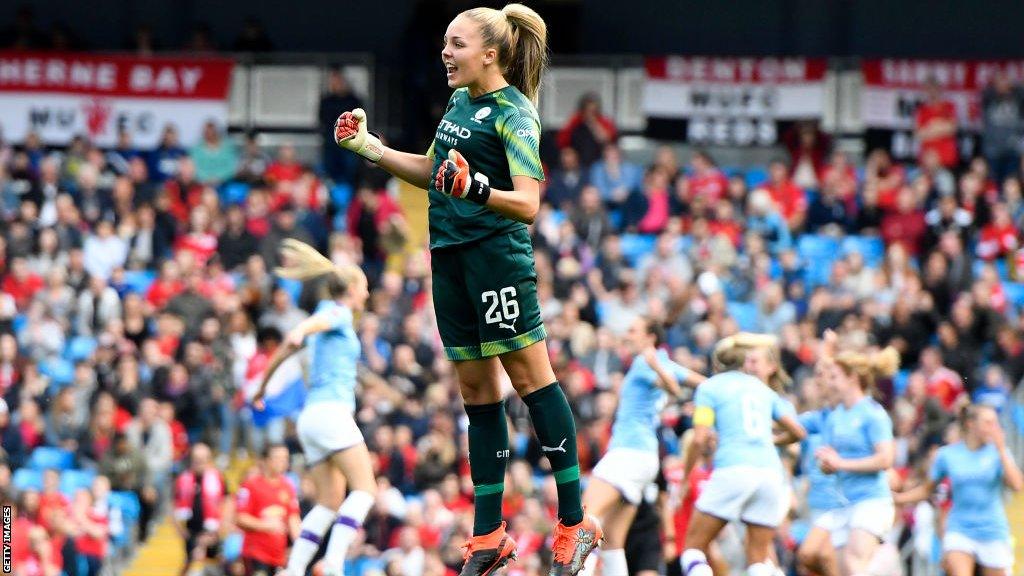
835,346,901,392
274,238,362,298
463,3,549,104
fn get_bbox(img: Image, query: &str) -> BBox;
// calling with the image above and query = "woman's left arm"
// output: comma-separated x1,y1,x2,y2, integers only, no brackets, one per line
484,175,541,224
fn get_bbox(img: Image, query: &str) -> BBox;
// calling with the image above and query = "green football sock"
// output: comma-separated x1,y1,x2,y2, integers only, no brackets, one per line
465,400,510,536
522,382,584,526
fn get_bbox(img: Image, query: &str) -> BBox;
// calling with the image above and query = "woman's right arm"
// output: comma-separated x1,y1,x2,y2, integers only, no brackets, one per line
377,149,434,190
334,107,434,190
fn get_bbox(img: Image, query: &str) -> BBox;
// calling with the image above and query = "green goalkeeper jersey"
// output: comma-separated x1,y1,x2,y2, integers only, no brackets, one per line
426,85,545,249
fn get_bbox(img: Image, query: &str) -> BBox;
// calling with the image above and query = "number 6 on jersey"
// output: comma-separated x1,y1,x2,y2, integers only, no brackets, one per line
482,287,520,333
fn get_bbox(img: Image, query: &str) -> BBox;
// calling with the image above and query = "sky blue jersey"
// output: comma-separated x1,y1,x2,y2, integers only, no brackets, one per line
930,442,1011,542
799,408,843,511
693,370,794,470
609,349,691,453
822,397,893,504
306,300,360,409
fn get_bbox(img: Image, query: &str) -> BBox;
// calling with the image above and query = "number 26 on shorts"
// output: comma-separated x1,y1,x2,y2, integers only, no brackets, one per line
482,287,520,332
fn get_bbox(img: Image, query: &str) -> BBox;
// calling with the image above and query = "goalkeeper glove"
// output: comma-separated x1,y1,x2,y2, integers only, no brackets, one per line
434,149,491,205
334,108,384,163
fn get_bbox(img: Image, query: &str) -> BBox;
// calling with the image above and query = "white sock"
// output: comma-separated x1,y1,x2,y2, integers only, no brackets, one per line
324,491,375,573
682,549,713,576
579,551,599,576
747,561,776,576
600,549,628,576
287,505,336,576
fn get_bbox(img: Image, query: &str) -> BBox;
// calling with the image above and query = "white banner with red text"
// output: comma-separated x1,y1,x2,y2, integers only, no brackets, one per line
642,56,828,146
861,59,1024,160
0,52,234,148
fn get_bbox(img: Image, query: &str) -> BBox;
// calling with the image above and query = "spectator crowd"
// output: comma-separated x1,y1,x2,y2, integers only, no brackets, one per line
1,64,1024,576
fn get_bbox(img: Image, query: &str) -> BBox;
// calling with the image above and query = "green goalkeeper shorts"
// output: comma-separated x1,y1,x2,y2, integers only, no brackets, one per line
431,227,547,361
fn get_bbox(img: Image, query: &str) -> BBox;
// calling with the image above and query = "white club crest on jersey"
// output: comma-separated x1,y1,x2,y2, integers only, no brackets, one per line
472,106,492,123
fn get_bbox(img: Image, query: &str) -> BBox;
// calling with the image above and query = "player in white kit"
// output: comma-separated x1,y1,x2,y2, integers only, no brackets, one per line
681,334,805,576
579,317,705,576
253,239,375,576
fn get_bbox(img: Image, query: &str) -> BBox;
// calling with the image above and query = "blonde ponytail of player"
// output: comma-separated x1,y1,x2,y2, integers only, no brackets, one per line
463,3,549,104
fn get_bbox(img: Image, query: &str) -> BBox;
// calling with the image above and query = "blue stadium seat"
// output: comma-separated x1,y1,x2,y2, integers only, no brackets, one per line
123,270,157,295
39,358,75,387
1002,282,1024,309
108,491,141,522
608,209,623,231
13,468,43,492
59,469,96,496
744,167,769,189
727,301,759,331
1013,404,1024,434
842,236,885,268
331,183,353,209
64,336,97,362
996,259,1010,281
28,447,75,471
278,278,303,305
892,369,911,397
620,233,657,266
220,181,251,206
798,234,841,260
798,235,841,287
549,209,567,227
11,314,27,335
222,532,244,562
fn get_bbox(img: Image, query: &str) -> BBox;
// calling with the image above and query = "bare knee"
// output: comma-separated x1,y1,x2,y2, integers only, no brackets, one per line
455,359,503,404
499,342,555,396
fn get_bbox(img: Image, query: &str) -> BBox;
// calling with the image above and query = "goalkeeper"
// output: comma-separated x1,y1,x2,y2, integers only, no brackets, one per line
333,4,601,576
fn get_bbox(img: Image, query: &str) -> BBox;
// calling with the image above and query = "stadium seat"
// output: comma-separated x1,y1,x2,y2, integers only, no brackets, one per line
620,233,657,266
108,491,141,522
39,358,75,387
123,270,157,295
59,469,96,496
892,369,911,397
222,532,244,562
798,235,841,287
727,301,759,331
331,183,354,209
996,259,1010,280
1002,282,1024,309
11,314,27,335
220,181,251,205
798,234,841,260
64,336,97,362
744,167,768,189
13,468,43,492
842,235,885,268
28,447,75,471
278,277,303,305
608,209,623,231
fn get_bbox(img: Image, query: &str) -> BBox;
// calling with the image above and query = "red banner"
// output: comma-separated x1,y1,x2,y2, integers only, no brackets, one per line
646,56,827,84
0,52,235,148
0,52,234,99
643,56,828,146
862,59,1024,91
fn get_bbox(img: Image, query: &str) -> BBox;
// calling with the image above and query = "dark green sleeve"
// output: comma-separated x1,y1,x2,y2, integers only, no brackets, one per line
498,112,545,181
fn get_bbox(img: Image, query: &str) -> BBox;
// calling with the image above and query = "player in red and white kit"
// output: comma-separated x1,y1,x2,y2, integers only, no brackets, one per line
235,444,301,576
